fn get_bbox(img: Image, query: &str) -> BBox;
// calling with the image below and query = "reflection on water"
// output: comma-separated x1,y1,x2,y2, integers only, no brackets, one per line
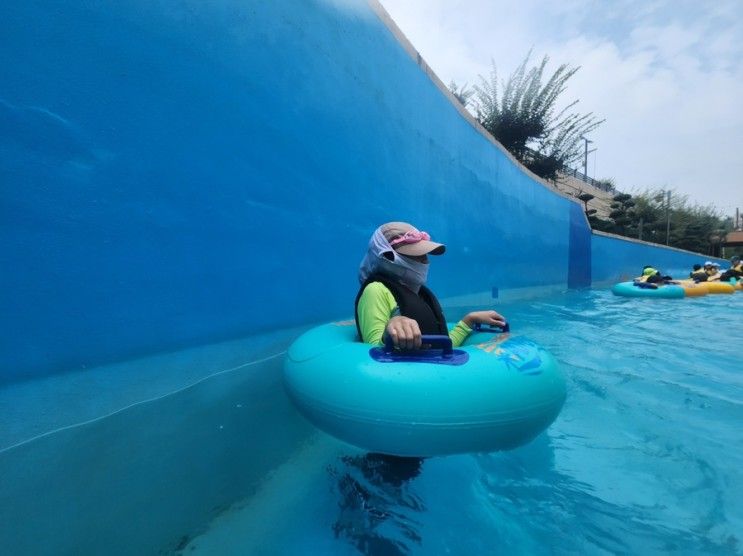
330,454,425,555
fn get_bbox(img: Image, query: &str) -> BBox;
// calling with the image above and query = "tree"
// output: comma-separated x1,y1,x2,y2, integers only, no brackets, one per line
588,187,732,255
577,192,594,212
594,178,616,193
448,80,474,109
631,195,660,241
588,215,615,232
608,193,637,236
472,52,604,181
577,180,617,232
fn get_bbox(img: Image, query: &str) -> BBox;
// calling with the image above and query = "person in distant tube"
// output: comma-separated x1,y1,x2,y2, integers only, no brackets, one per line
354,222,506,349
703,261,721,281
689,264,708,282
718,256,742,282
636,265,673,284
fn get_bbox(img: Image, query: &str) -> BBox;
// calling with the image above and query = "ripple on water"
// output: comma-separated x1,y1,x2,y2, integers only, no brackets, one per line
176,288,743,555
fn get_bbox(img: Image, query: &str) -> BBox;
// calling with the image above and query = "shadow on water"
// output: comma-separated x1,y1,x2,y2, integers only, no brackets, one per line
329,453,426,555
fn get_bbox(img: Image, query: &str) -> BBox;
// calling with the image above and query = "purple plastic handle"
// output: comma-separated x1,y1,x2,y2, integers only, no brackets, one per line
473,322,510,333
384,334,453,357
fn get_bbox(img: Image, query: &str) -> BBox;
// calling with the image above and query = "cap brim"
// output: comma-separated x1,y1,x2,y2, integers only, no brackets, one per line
395,241,446,256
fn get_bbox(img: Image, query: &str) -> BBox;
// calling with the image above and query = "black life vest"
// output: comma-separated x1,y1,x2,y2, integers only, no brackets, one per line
354,274,448,342
690,270,707,281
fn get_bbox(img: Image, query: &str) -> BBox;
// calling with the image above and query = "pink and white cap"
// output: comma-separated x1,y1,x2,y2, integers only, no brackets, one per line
380,222,446,256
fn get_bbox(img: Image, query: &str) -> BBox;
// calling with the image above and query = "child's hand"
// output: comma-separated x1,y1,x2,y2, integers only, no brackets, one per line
463,310,506,328
385,316,422,350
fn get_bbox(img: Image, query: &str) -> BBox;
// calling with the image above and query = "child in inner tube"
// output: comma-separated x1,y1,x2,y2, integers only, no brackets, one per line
718,256,742,282
354,221,506,350
635,266,674,286
702,261,722,281
689,264,708,282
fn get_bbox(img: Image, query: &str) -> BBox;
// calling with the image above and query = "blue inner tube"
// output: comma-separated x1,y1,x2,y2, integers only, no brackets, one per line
283,321,566,457
612,281,685,298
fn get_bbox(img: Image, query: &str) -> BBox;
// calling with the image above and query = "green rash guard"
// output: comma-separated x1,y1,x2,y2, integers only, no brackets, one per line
357,281,473,346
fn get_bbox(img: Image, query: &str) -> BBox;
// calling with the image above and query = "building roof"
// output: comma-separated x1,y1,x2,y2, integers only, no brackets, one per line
723,230,743,246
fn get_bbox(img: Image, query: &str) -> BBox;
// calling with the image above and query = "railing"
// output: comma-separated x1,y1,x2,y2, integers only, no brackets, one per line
562,167,615,193
519,146,617,195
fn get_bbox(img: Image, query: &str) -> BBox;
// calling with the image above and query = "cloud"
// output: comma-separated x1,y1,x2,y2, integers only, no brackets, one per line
378,0,743,212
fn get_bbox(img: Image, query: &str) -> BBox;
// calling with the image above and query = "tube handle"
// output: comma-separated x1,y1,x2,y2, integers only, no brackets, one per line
384,334,453,357
473,322,510,333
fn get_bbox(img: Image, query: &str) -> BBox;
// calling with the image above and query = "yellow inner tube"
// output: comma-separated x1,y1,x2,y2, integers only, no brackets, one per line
705,281,736,294
681,283,707,297
678,279,736,295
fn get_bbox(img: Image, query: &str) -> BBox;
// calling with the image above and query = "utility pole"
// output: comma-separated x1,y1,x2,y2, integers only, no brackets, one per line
582,137,596,178
665,190,671,246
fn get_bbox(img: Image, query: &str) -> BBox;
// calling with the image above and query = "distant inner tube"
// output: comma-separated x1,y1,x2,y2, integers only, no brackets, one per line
611,281,685,298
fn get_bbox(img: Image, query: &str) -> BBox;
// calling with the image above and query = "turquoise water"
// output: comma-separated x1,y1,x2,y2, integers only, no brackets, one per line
181,288,743,555
1,288,741,554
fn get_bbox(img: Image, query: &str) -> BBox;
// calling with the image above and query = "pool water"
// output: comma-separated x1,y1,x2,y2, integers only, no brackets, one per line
1,288,741,555
179,288,743,555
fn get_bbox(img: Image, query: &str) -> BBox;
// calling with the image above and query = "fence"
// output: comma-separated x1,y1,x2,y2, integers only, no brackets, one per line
562,167,615,192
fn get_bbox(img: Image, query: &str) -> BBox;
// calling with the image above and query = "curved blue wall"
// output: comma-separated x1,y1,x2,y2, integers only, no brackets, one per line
0,0,721,383
591,232,726,284
1,0,586,383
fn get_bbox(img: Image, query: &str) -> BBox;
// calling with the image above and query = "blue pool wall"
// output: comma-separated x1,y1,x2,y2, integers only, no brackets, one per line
591,231,723,284
1,0,572,384
0,0,726,384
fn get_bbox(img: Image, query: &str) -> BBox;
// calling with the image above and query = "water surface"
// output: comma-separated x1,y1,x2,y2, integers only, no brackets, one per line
182,288,743,554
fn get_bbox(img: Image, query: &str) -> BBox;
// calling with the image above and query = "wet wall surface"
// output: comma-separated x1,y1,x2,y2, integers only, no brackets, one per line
1,0,580,382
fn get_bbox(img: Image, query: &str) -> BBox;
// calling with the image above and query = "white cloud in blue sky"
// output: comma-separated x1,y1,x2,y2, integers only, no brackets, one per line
378,0,742,215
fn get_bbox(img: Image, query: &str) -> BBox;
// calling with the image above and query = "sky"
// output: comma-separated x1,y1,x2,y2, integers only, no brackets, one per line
377,0,742,218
